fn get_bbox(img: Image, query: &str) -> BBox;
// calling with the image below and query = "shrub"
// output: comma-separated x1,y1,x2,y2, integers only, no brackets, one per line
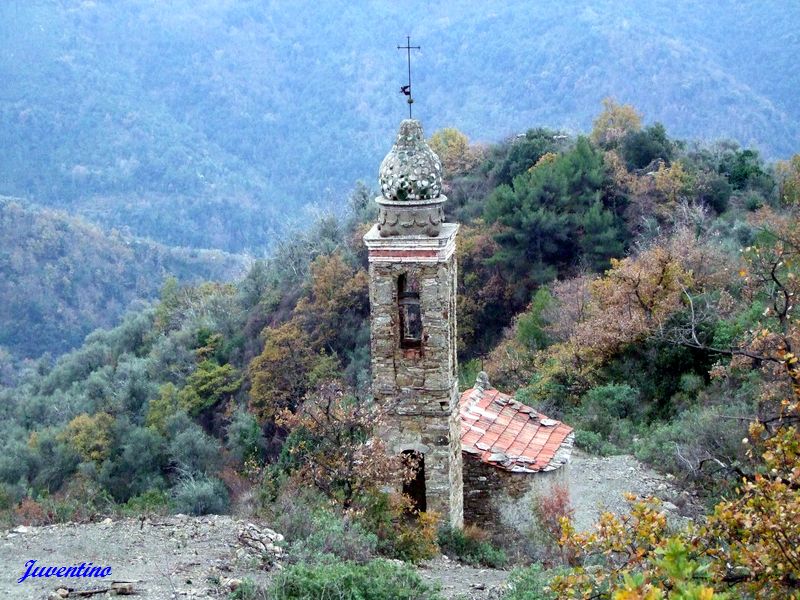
146,383,180,434
272,487,377,564
226,409,266,464
437,524,507,568
100,425,167,501
744,192,764,211
289,512,377,564
504,564,557,600
392,510,440,564
42,472,116,522
268,559,442,600
458,358,482,392
37,496,82,524
229,578,267,599
621,123,673,170
60,412,116,463
516,288,555,351
178,360,241,417
0,436,34,485
167,422,222,476
172,476,230,515
531,483,574,566
271,487,329,541
0,485,12,511
578,384,639,439
14,497,48,526
359,492,440,563
573,430,615,455
533,483,573,542
121,489,172,516
634,400,751,494
29,428,81,493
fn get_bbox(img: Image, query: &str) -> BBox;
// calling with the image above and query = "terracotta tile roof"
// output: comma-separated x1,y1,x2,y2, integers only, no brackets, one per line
459,377,574,473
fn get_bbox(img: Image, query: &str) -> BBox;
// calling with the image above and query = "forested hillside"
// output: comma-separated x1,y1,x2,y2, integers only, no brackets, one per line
0,198,249,365
2,101,799,596
1,0,797,252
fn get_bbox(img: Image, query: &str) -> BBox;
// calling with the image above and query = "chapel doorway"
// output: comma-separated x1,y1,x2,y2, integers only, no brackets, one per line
401,450,426,513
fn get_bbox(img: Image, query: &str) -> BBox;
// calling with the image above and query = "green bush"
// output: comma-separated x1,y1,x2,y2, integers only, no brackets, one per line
634,400,751,495
172,476,230,515
225,409,266,463
121,489,172,516
228,579,267,600
0,484,12,511
503,564,557,600
458,358,483,392
358,492,439,563
744,192,764,211
273,488,377,563
288,509,377,564
268,559,442,600
167,420,222,476
569,384,642,452
99,425,167,502
516,288,554,351
573,430,615,456
438,525,507,568
579,384,639,437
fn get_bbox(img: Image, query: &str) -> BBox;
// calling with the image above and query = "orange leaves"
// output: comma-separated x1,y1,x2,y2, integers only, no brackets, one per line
294,252,369,351
60,412,115,464
591,98,643,148
735,208,800,402
552,495,740,600
249,321,318,421
276,382,411,510
248,251,369,422
552,496,674,598
567,235,704,369
428,127,484,176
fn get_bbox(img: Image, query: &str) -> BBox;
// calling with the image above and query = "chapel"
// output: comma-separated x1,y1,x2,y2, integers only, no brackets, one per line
363,119,574,536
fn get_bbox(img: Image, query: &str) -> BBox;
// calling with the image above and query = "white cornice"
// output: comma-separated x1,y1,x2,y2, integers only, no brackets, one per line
363,223,458,263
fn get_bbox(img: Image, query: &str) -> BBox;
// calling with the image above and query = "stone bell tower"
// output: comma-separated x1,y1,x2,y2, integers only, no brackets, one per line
364,119,463,528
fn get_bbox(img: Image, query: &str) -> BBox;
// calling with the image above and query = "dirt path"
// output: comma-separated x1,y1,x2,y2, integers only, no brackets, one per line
419,557,508,599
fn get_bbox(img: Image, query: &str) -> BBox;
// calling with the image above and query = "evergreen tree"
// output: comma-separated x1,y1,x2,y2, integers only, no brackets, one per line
579,201,625,271
621,123,674,170
485,137,625,297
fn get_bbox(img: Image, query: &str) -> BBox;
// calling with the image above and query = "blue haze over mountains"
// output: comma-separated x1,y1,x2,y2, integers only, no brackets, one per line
1,0,798,255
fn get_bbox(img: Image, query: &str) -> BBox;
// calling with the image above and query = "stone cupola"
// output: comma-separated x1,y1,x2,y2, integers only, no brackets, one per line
376,119,446,237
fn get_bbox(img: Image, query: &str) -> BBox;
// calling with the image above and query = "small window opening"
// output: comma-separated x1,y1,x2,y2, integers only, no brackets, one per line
398,274,422,348
401,450,426,513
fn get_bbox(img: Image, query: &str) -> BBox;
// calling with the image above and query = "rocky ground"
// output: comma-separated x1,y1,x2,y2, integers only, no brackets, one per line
0,452,697,600
1,515,278,599
567,450,702,531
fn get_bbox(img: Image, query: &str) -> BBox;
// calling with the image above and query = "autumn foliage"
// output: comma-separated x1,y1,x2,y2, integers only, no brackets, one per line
275,381,412,510
551,400,800,599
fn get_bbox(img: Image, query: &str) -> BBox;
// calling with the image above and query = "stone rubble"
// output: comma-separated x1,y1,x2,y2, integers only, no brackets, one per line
236,521,284,565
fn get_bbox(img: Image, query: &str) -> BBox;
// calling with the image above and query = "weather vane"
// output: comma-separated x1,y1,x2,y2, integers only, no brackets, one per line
397,36,420,119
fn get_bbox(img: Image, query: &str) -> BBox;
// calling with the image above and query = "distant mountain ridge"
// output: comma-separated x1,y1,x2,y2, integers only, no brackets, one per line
0,0,797,254
0,197,250,361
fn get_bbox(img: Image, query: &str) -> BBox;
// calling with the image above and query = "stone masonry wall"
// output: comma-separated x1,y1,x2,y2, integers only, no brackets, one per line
369,255,463,527
463,456,567,543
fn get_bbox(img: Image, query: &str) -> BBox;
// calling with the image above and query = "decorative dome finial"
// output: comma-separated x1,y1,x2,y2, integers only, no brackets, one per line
374,120,448,237
379,120,443,202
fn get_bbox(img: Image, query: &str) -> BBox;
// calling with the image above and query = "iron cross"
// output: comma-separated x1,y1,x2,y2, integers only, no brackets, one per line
398,36,420,118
